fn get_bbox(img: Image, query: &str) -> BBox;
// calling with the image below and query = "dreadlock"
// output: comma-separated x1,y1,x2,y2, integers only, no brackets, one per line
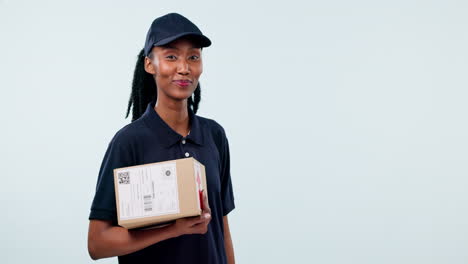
125,49,202,122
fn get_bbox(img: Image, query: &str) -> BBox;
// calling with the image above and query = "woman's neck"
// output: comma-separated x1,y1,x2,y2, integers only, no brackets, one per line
154,98,190,137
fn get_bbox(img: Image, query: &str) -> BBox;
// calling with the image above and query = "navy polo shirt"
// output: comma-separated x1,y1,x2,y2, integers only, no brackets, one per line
89,99,235,264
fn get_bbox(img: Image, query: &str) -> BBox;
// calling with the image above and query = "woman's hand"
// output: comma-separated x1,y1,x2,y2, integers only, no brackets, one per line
172,190,211,237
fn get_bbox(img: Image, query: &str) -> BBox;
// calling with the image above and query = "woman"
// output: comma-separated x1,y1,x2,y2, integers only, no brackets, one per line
87,13,236,264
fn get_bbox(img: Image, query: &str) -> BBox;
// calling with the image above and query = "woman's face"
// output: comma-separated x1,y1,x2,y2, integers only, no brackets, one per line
144,37,203,103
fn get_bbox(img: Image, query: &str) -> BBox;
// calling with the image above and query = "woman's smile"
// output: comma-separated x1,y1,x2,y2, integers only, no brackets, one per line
173,79,192,87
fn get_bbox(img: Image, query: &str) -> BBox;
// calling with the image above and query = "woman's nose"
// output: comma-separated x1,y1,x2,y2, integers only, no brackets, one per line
177,60,190,74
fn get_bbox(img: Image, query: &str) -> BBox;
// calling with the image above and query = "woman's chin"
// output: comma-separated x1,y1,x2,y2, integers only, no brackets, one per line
169,92,194,102
165,86,196,101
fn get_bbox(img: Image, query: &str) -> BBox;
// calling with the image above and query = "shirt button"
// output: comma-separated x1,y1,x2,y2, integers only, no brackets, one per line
185,152,190,157
182,139,186,144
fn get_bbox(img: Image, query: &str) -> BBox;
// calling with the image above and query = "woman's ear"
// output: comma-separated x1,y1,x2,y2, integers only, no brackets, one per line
144,56,157,75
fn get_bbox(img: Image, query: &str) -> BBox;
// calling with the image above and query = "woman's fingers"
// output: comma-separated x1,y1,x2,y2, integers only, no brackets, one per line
192,214,210,225
177,214,210,234
173,190,212,236
183,212,211,227
202,190,211,214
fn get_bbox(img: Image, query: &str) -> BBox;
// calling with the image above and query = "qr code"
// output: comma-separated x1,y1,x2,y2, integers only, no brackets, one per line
118,171,130,184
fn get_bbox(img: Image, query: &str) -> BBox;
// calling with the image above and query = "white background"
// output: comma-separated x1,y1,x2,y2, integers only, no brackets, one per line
1,0,467,263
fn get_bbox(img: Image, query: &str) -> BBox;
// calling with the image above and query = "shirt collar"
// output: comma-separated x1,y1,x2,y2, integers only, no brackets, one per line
142,99,204,148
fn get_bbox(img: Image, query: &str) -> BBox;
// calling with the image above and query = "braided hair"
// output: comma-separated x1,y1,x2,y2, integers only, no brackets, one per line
125,49,202,121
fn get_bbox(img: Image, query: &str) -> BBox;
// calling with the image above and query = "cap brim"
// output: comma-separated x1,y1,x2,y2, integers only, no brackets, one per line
154,32,211,48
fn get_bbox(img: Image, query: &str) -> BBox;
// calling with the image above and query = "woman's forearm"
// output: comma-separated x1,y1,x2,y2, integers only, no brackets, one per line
88,222,178,260
223,216,235,264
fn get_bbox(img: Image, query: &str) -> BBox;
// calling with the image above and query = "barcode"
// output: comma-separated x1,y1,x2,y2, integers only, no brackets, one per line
118,171,130,184
144,195,152,212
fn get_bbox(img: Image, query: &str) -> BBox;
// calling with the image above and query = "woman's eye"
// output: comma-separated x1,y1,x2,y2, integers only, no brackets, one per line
166,55,177,60
190,55,200,60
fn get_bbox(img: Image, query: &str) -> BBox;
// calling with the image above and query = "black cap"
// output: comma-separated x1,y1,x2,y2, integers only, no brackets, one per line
143,13,212,57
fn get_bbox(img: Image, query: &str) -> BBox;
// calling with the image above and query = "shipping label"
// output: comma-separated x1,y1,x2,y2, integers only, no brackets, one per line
116,162,180,220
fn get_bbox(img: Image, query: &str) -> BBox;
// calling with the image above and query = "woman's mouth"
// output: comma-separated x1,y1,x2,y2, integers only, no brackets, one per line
173,80,192,87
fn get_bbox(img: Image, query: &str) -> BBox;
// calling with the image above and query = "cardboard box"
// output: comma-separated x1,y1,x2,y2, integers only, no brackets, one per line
113,157,207,229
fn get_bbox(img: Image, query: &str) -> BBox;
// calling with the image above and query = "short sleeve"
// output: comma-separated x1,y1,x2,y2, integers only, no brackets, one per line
219,127,235,216
89,132,135,224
